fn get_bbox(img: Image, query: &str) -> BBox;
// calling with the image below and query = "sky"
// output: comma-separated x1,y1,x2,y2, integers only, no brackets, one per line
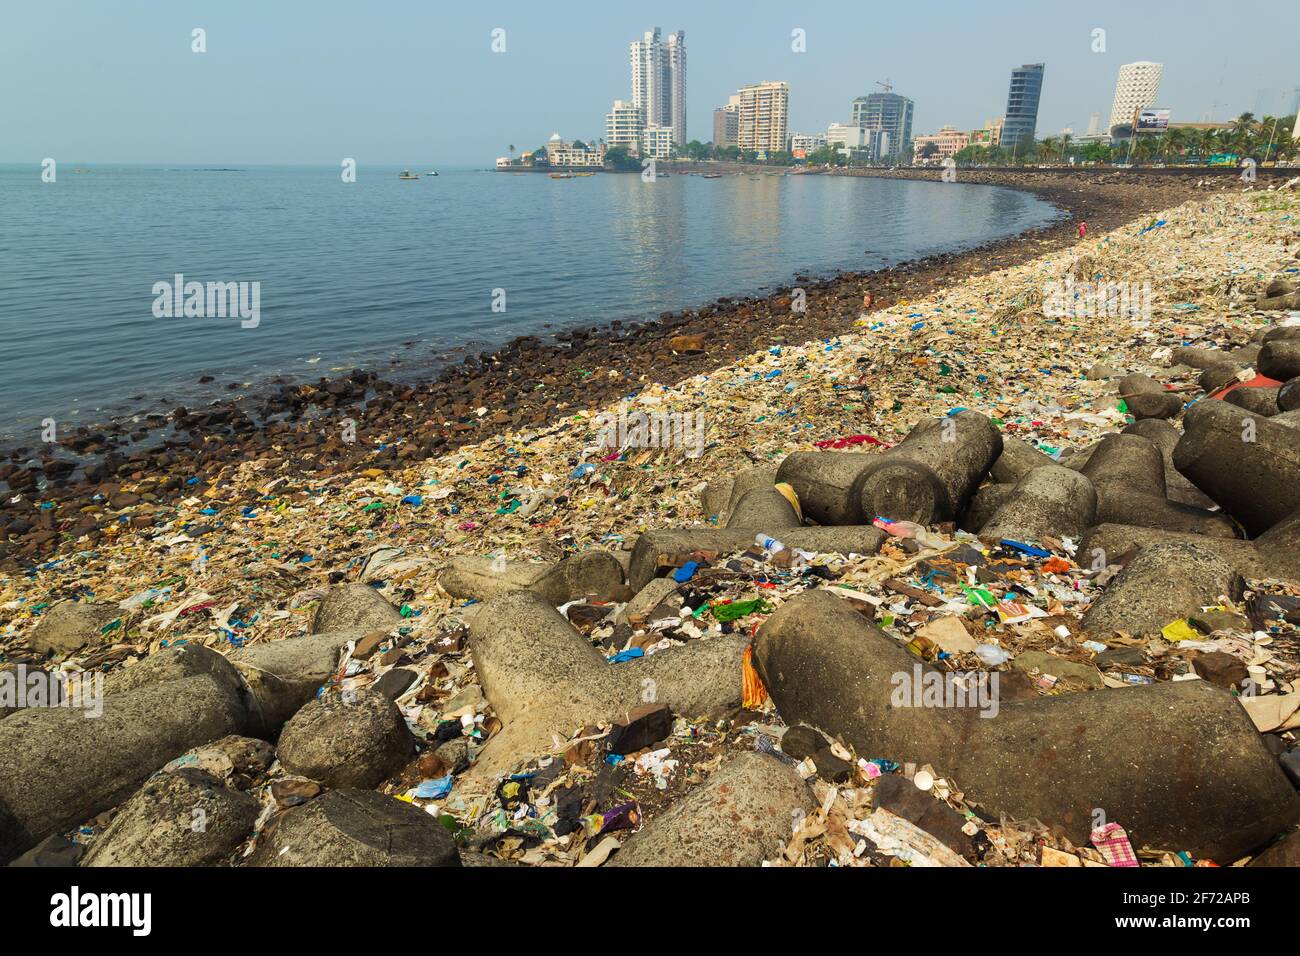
2,0,1298,165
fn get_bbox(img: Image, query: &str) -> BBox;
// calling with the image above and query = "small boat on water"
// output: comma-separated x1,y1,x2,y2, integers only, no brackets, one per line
427,170,439,176
701,173,723,179
549,172,575,179
398,169,420,180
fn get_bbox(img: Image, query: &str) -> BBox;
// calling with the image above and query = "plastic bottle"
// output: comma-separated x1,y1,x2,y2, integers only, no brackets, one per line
755,533,786,554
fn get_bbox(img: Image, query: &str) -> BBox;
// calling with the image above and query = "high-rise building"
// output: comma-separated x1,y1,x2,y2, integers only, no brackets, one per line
666,30,687,146
1108,61,1163,135
630,28,686,148
737,81,789,153
1001,63,1045,150
851,92,913,162
606,100,645,152
712,95,739,147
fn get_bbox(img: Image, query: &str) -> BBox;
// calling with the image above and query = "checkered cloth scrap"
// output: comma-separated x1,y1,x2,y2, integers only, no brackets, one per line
1091,822,1139,867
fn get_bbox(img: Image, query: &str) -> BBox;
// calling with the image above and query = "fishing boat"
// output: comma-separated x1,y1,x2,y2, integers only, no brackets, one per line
701,172,723,179
549,172,575,179
398,169,420,180
426,170,439,176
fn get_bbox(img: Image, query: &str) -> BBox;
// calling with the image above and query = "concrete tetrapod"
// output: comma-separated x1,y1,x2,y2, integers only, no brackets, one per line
1079,434,1239,538
777,412,1001,526
609,752,812,867
1118,373,1184,420
1121,419,1216,509
1173,400,1300,536
753,590,1300,862
627,526,886,592
0,644,249,864
463,590,747,782
1079,508,1300,584
440,551,627,606
979,465,1097,544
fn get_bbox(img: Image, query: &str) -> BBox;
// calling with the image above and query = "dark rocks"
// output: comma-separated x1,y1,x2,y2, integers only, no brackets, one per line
6,834,84,868
812,747,853,783
26,600,121,659
1192,652,1250,690
873,773,972,857
1249,829,1300,867
609,752,811,867
754,589,1300,863
229,631,355,736
1279,377,1300,412
249,789,460,867
990,436,1056,485
607,703,673,755
1225,386,1281,417
1174,400,1300,536
1082,542,1243,637
276,688,414,790
779,724,824,760
81,768,258,866
372,667,418,700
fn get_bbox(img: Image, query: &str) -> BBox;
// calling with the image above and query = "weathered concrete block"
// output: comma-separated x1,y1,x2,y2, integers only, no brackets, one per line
465,590,746,781
960,483,1015,533
276,688,414,790
990,436,1057,485
440,551,626,606
230,631,354,736
1259,340,1300,381
777,412,1001,526
1081,434,1239,538
1278,377,1300,413
725,488,801,529
248,789,460,867
81,768,258,867
311,584,403,634
754,590,1300,862
1122,419,1216,509
26,601,121,659
1119,373,1184,419
1174,400,1300,536
1082,541,1243,637
1225,386,1281,417
0,647,249,864
979,465,1097,544
609,752,811,867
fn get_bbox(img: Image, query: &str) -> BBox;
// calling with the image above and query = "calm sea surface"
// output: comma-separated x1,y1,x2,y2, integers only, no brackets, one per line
0,164,1060,442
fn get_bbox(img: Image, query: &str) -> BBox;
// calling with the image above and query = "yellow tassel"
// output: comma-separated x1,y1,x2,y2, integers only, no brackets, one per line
742,645,768,709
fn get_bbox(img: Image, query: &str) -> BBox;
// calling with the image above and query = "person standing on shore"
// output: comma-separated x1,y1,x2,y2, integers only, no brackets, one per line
1078,220,1087,239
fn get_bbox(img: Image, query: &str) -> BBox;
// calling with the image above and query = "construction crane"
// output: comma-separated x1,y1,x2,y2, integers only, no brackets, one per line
875,79,893,94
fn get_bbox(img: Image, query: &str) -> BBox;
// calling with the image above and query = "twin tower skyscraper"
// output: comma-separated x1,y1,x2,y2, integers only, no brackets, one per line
630,28,687,150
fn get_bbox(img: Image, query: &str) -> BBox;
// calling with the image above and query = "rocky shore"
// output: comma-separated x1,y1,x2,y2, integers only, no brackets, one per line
4,173,1300,869
0,170,1249,570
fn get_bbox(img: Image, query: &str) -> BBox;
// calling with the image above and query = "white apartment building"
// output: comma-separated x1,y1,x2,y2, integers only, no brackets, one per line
631,28,686,146
642,124,675,159
606,100,645,151
788,133,827,154
737,81,789,152
1108,61,1164,134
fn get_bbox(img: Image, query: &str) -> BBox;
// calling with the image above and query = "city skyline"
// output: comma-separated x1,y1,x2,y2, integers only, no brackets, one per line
3,1,1298,165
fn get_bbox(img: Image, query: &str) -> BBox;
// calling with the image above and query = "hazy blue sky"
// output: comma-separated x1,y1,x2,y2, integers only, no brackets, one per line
3,0,1297,165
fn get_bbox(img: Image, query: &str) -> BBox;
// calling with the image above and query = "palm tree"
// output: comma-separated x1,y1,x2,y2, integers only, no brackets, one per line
508,144,516,163
1059,133,1073,163
1037,137,1060,163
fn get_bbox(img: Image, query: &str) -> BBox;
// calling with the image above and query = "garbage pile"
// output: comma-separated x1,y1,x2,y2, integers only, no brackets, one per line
4,185,1300,868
